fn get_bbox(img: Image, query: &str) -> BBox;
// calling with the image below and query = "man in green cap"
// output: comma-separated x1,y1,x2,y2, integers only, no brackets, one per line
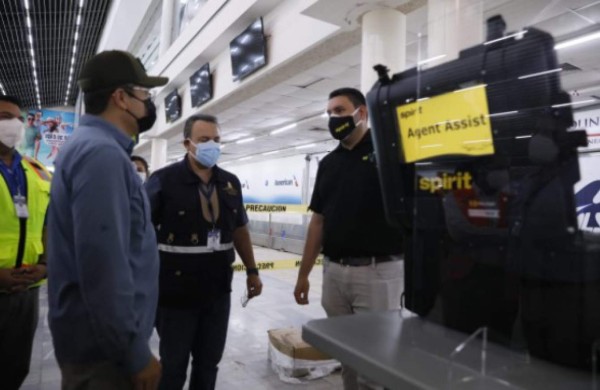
47,50,168,389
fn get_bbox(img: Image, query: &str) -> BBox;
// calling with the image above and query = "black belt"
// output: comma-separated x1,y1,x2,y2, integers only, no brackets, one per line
327,255,400,267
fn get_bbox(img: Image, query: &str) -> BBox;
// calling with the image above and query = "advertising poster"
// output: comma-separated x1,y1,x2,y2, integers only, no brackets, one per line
575,153,600,233
19,109,75,167
227,155,304,204
572,107,600,152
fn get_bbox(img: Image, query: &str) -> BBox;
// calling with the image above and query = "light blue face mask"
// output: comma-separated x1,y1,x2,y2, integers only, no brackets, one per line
192,140,221,168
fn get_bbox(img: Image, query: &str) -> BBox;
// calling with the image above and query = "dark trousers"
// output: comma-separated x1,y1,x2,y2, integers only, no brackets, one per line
0,288,39,390
156,293,231,390
60,361,132,390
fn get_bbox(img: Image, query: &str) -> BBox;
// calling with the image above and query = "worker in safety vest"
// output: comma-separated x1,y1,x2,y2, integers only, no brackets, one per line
0,94,51,390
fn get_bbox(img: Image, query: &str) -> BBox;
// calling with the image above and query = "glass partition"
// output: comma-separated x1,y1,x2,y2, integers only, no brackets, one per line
367,0,600,374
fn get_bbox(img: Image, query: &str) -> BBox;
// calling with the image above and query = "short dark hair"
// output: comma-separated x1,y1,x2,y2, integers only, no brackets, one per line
83,88,116,115
0,95,22,109
328,87,366,108
131,155,149,172
183,114,218,139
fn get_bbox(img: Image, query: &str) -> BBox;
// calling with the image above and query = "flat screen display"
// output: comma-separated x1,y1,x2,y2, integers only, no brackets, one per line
230,17,267,81
164,89,181,123
189,63,212,108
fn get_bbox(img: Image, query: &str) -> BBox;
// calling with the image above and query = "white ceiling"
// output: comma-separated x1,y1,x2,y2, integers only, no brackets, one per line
156,0,600,168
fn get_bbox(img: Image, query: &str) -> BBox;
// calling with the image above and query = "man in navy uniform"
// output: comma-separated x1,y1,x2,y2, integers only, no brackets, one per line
146,114,263,390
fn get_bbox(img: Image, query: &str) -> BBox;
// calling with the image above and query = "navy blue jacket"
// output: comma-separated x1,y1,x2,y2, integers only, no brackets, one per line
145,158,247,307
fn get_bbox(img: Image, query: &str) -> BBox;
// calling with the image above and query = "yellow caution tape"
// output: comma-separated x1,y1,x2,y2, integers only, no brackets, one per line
244,203,310,214
232,256,324,272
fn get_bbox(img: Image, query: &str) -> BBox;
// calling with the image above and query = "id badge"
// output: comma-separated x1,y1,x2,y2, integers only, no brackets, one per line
207,229,221,250
14,194,29,218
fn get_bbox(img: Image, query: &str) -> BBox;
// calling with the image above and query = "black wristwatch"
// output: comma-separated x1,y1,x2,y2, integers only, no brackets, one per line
246,268,259,276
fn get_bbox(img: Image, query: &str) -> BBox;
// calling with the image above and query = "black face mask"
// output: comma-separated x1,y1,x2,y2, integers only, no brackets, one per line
126,93,157,133
327,109,360,140
328,116,355,140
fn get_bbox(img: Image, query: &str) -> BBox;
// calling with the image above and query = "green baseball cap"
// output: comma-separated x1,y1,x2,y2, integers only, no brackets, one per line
78,50,169,92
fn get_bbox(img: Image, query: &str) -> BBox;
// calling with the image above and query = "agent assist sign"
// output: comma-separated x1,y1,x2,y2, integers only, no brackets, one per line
396,85,494,163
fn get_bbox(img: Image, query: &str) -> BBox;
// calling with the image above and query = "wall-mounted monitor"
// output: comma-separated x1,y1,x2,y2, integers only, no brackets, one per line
189,63,212,108
230,17,267,81
164,89,181,123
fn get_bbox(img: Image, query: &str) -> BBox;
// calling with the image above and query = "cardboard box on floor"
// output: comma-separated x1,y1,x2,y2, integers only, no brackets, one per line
268,327,331,361
268,327,340,382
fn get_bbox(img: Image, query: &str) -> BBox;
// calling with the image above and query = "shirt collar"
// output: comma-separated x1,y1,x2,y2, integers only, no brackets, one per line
0,149,22,171
79,114,135,155
181,157,226,184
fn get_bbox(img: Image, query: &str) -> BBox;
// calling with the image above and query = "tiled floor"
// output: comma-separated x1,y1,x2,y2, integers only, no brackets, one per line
21,247,342,389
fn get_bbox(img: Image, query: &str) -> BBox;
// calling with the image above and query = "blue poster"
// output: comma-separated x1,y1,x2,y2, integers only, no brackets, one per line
20,109,75,167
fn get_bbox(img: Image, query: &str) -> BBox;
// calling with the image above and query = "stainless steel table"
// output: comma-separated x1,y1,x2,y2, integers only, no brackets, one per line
303,311,592,389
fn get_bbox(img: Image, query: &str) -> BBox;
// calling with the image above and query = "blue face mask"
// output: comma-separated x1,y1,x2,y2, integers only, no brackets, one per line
192,140,221,168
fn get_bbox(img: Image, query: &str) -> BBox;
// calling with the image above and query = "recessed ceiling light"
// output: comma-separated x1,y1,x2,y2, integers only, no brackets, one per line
270,123,297,135
555,31,600,50
295,143,316,149
236,137,256,144
262,150,280,156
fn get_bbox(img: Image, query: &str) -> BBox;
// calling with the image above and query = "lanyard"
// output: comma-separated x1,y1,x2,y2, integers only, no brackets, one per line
0,158,26,197
198,182,216,226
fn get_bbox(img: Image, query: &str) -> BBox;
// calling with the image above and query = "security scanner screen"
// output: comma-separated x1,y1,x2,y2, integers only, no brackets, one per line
367,19,597,370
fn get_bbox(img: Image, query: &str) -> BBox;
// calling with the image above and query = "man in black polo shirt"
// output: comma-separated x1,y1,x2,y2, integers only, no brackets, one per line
294,87,403,390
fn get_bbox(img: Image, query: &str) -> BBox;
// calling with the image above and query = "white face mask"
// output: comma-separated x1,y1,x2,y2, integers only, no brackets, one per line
0,118,24,149
137,171,147,182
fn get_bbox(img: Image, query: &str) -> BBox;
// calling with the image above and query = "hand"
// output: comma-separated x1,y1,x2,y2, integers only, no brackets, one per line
0,268,32,292
247,275,263,299
294,277,310,305
19,264,47,285
132,354,161,390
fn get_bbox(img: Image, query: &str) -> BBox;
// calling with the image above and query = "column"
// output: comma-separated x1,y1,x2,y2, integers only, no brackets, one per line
301,154,311,227
150,138,168,171
360,8,406,93
427,0,483,67
159,0,174,56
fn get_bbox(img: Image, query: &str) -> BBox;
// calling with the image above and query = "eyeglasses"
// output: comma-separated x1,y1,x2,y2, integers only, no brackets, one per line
0,112,24,122
125,85,155,101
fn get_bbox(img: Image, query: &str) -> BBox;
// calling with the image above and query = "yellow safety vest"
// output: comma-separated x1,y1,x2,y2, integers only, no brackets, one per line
0,156,51,286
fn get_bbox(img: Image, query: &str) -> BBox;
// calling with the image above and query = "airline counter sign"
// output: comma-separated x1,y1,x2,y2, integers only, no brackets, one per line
396,85,494,163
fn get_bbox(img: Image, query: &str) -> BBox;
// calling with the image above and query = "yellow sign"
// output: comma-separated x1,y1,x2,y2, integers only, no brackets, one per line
396,85,494,163
244,203,310,214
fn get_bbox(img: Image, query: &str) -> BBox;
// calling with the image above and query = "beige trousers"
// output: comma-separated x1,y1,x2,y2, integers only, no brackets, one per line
321,256,403,390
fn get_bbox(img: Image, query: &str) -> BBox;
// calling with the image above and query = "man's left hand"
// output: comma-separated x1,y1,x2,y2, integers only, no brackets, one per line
14,264,47,286
247,275,263,299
